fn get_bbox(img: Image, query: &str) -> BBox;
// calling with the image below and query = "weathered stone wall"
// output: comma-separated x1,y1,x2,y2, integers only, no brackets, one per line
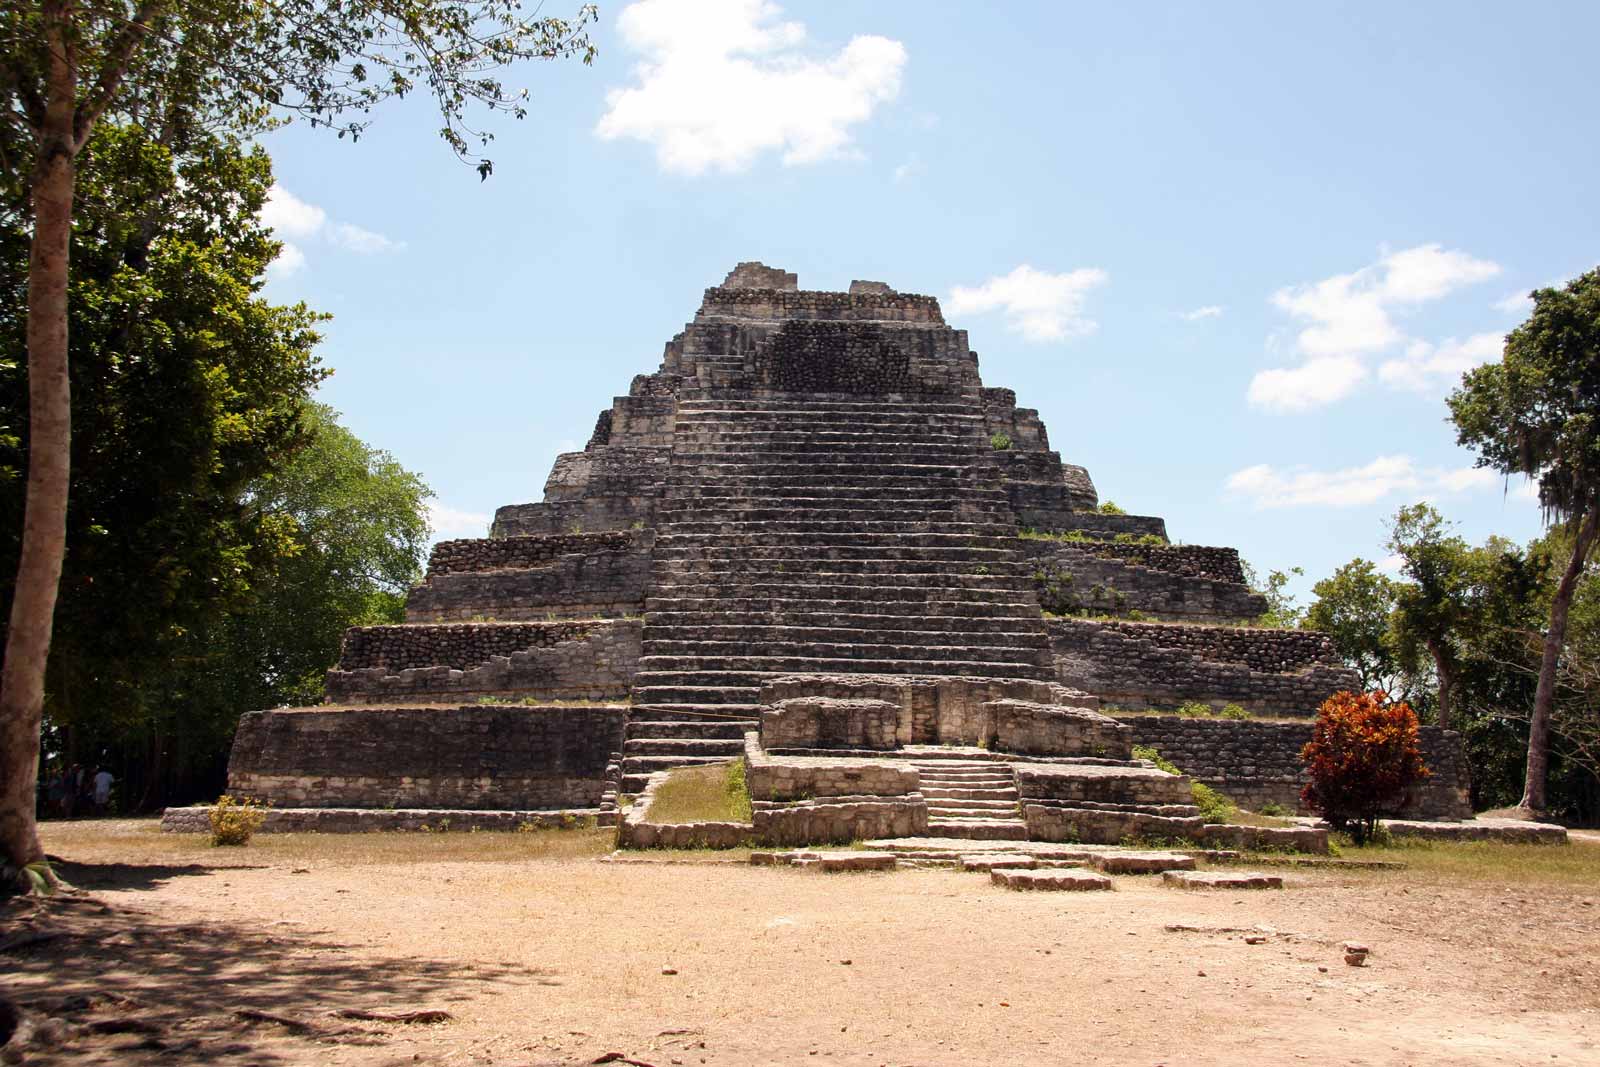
1015,764,1203,844
426,532,645,575
744,735,920,801
227,704,626,809
985,699,1134,759
1068,542,1249,584
337,621,599,672
757,674,1097,748
722,261,798,290
1024,541,1267,623
1066,618,1339,672
1049,617,1358,717
1039,512,1169,540
742,734,928,844
405,535,653,623
1117,716,1473,819
761,697,900,751
699,287,944,324
543,447,671,504
491,498,657,537
325,619,640,704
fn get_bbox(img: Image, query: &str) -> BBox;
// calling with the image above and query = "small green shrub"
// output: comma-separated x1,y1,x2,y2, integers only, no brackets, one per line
1218,703,1251,720
1191,782,1236,824
1132,745,1181,775
1096,500,1126,515
1257,801,1291,817
1174,701,1215,718
209,795,268,847
989,432,1013,451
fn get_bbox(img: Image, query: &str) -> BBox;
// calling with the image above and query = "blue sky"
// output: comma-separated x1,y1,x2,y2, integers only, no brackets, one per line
257,1,1600,601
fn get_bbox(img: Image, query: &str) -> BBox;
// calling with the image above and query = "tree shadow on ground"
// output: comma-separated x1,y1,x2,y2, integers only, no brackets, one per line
49,858,270,893
1,891,553,1066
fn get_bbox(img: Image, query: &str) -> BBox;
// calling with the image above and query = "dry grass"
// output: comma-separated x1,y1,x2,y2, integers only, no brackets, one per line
1330,835,1600,887
642,761,752,824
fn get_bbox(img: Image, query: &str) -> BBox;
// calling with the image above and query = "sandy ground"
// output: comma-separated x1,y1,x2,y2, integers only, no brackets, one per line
4,821,1599,1067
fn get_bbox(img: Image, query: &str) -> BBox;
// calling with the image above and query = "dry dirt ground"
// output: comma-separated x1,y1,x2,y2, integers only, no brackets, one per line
4,820,1598,1067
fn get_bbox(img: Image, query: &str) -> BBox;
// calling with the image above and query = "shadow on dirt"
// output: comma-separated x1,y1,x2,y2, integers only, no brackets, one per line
1,891,540,1066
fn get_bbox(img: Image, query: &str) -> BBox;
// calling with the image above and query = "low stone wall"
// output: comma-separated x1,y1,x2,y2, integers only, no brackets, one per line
1070,618,1338,672
227,703,627,810
752,797,928,846
1015,764,1195,808
1048,618,1359,717
161,806,607,834
757,674,1097,748
743,734,927,845
1040,512,1169,541
1025,542,1266,624
338,621,600,672
986,699,1133,759
325,619,640,704
1119,716,1474,819
699,287,944,324
405,544,653,623
491,498,657,537
744,734,919,801
1078,543,1248,584
761,697,900,751
426,531,645,575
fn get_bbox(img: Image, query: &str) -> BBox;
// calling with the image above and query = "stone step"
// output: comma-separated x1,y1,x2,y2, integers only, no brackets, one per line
654,525,1021,543
642,612,1049,633
669,486,1012,505
628,703,762,722
649,575,1038,599
917,774,1017,787
634,655,1055,680
640,637,1052,661
926,799,1020,812
663,473,992,491
925,818,1030,840
621,737,746,757
630,686,766,707
922,785,1021,801
657,508,1013,527
672,444,982,461
653,557,1033,578
641,623,1049,647
675,429,979,447
643,598,1044,619
626,720,752,739
619,754,736,775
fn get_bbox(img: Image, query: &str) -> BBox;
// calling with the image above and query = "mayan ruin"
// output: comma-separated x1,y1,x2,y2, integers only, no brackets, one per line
176,263,1473,848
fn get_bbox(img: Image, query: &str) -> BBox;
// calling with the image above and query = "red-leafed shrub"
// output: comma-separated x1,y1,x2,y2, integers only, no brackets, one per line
1300,690,1430,843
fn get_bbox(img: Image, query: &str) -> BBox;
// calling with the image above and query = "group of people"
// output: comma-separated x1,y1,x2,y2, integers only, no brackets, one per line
44,763,115,818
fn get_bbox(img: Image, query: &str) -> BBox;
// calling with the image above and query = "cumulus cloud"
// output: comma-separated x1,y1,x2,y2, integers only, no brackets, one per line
595,0,906,175
1246,355,1368,413
947,265,1108,343
1224,455,1514,510
1181,305,1223,321
1377,332,1503,394
427,503,492,540
1248,244,1501,411
259,183,404,276
1493,289,1534,315
891,155,922,183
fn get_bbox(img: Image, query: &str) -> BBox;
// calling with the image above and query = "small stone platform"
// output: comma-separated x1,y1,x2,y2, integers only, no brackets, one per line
1092,851,1196,875
991,869,1113,891
1163,871,1284,890
750,850,899,872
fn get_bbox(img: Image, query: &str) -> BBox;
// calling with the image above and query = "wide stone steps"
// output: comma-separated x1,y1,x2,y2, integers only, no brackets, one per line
644,598,1044,620
672,441,983,459
920,818,1030,840
670,459,978,478
655,507,1014,526
642,619,1049,642
922,784,1019,801
654,524,1020,542
626,719,751,738
641,639,1051,663
643,611,1046,633
651,574,1035,598
676,429,980,448
926,798,1018,812
631,686,766,706
634,654,1054,680
671,486,1012,505
665,472,987,491
621,737,745,757
654,553,1033,575
619,754,733,776
627,704,763,723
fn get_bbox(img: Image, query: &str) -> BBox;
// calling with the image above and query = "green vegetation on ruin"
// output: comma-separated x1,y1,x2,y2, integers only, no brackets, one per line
643,762,753,825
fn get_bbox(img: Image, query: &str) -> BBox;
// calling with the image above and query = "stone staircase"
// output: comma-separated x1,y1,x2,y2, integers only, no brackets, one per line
617,392,1058,797
912,759,1028,840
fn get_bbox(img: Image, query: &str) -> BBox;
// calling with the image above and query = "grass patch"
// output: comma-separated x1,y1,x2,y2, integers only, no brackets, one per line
643,762,752,825
1331,836,1600,887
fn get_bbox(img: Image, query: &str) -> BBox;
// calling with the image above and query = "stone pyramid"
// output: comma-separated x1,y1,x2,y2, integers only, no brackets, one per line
213,263,1460,843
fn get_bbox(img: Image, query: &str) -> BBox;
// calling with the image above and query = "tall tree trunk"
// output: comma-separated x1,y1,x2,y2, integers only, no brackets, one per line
1426,638,1454,732
0,7,77,874
1522,505,1600,812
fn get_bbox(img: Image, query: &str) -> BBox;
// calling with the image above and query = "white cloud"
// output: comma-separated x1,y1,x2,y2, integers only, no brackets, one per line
947,265,1108,343
1224,455,1518,510
261,184,326,238
1249,244,1501,411
1181,305,1224,321
259,183,403,274
1246,355,1368,413
331,222,405,254
1493,289,1534,315
595,0,906,175
892,155,922,183
1377,332,1502,394
427,503,492,540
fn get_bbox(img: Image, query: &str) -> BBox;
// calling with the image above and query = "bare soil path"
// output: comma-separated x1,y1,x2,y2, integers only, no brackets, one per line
4,820,1598,1066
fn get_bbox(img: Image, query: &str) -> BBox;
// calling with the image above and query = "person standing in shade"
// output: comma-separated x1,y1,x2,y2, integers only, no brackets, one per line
92,767,114,815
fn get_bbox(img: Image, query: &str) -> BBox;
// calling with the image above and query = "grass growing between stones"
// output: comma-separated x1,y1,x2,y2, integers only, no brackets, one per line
643,761,753,824
1322,836,1600,887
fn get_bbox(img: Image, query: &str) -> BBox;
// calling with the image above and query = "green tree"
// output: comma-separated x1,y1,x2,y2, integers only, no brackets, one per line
1243,561,1305,628
1,0,596,877
1449,268,1600,812
1303,558,1414,696
1386,503,1479,731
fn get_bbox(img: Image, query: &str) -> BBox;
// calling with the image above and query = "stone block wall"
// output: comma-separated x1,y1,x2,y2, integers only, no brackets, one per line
722,261,799,290
543,447,671,504
1048,617,1360,717
491,498,657,537
1041,512,1169,540
756,673,1096,748
405,534,653,622
744,735,928,845
699,287,945,324
985,699,1134,759
325,619,640,704
1117,716,1473,819
227,703,626,809
744,735,920,801
761,697,901,750
337,621,601,672
1023,541,1267,623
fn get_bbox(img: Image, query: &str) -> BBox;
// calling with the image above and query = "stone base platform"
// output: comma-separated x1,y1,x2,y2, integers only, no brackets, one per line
1163,871,1284,890
1373,817,1569,844
1093,850,1196,874
160,805,612,833
991,869,1113,891
750,850,899,872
